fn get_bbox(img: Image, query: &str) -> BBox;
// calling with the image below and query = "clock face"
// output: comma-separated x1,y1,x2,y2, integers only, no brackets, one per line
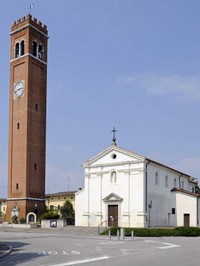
14,81,24,98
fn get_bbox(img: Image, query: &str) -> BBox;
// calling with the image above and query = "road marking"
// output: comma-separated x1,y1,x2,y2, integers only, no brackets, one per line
158,242,180,250
145,240,156,243
99,241,124,245
121,248,148,255
38,250,80,256
44,256,110,266
71,250,81,255
145,240,180,250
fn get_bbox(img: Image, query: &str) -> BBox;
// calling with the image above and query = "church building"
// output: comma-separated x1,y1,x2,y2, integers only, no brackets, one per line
75,133,200,228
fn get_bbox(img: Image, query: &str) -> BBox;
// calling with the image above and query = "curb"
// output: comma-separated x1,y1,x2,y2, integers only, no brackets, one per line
0,244,13,259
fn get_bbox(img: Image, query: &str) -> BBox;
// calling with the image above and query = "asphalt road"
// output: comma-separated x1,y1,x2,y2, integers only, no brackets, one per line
0,228,200,266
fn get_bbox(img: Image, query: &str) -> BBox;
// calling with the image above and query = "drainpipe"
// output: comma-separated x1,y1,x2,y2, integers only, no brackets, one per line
145,160,150,218
197,196,199,226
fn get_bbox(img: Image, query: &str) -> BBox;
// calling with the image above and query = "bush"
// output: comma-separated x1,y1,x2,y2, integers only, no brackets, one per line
175,227,200,237
101,227,200,237
19,217,26,224
125,228,179,237
101,226,120,235
39,211,60,222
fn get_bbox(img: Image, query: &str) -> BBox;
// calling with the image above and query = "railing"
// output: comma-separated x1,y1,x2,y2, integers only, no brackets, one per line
98,220,107,235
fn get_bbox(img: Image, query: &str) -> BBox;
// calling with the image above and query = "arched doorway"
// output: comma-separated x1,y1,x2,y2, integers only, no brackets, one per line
26,212,37,224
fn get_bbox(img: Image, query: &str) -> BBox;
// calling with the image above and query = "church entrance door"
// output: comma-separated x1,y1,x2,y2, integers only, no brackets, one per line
108,205,118,227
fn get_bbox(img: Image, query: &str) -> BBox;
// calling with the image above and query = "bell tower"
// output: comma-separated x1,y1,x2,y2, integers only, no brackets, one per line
6,15,48,222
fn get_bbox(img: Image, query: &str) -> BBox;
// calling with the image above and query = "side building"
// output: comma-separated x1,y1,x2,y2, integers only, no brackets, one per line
1,191,77,223
0,199,7,222
45,191,76,212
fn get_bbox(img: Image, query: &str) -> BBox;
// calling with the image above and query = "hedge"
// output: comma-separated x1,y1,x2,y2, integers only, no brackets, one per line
101,226,200,237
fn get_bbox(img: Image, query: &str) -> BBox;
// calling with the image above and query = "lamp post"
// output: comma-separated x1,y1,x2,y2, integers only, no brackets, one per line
148,200,152,228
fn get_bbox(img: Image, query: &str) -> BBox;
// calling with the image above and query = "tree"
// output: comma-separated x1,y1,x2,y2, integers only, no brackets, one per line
195,185,200,194
60,200,75,224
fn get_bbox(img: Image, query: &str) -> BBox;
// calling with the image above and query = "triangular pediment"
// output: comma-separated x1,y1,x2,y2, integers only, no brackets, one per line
82,144,145,168
103,193,123,202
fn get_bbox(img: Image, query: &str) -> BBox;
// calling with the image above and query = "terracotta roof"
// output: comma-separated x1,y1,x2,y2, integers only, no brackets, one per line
171,188,200,197
45,191,77,197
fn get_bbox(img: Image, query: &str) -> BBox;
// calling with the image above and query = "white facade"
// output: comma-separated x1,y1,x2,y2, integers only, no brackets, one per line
0,199,7,216
75,144,200,227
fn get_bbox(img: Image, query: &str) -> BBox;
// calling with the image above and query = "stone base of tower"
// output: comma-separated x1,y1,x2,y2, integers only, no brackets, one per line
5,198,45,223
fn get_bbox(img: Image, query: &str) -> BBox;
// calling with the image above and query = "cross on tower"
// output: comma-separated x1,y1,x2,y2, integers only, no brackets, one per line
111,127,117,145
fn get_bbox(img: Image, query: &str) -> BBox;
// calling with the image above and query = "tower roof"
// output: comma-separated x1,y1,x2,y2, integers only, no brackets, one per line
11,14,48,36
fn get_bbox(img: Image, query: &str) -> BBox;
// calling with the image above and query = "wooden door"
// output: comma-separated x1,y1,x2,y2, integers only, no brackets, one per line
184,214,190,226
108,205,118,227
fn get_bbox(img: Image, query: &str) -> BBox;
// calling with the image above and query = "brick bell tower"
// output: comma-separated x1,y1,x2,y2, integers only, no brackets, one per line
6,15,48,222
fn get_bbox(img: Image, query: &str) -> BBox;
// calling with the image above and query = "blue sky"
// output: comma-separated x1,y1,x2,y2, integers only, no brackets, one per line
0,0,200,197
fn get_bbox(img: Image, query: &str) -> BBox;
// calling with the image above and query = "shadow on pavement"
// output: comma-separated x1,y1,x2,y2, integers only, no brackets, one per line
0,241,48,266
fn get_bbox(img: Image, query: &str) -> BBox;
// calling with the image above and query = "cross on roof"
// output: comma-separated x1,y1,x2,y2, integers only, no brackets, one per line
111,127,117,145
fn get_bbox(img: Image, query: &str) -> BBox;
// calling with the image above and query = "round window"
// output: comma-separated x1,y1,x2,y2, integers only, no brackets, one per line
111,153,117,159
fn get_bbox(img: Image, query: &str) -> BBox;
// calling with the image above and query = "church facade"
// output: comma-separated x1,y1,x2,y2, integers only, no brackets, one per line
75,143,200,228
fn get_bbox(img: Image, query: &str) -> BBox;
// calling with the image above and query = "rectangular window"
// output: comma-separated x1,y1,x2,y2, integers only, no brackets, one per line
155,172,158,185
172,208,175,214
34,163,37,170
174,179,177,188
17,122,20,129
165,175,168,187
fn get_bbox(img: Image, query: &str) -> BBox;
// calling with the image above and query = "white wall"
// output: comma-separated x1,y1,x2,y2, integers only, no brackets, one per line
76,159,147,227
175,192,197,226
75,146,199,228
147,162,198,227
